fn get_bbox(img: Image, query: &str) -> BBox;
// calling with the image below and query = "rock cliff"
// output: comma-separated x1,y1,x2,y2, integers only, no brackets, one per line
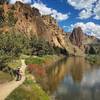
0,1,85,56
69,27,84,47
42,15,84,56
69,26,100,54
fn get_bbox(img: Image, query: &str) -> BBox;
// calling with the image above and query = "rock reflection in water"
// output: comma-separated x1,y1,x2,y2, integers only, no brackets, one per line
40,57,100,100
46,57,91,93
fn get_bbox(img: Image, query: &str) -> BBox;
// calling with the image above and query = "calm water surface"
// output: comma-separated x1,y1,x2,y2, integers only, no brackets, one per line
40,57,100,100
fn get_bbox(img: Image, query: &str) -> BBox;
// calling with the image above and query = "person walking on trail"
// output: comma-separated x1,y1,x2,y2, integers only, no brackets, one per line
16,67,22,81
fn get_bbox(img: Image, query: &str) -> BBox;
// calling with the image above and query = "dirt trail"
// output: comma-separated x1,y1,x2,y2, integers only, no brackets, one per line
0,59,27,100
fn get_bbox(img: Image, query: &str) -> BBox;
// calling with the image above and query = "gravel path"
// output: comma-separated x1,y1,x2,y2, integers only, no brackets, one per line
0,59,27,100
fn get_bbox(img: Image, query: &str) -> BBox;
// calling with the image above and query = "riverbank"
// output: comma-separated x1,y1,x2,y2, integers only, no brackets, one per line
25,55,65,69
6,55,64,100
86,55,100,65
6,76,50,100
2,54,100,100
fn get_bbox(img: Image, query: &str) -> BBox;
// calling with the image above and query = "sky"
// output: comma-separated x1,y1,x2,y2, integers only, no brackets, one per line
9,0,100,38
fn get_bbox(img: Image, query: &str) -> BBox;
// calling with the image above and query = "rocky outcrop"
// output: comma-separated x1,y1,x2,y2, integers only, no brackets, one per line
0,1,85,56
69,26,100,55
14,1,51,40
2,1,51,40
42,16,84,56
69,27,84,47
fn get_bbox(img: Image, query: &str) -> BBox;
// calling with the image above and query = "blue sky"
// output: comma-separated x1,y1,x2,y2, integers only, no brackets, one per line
10,0,100,38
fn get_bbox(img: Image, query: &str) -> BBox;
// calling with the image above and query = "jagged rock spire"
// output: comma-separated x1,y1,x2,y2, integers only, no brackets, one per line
69,27,84,47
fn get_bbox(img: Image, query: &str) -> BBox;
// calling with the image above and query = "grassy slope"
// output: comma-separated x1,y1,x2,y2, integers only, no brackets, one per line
6,76,50,100
25,55,62,67
0,71,12,84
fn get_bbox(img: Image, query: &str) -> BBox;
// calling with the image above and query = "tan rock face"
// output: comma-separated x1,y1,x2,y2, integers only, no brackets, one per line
14,1,50,39
42,16,85,56
2,1,49,40
1,1,85,56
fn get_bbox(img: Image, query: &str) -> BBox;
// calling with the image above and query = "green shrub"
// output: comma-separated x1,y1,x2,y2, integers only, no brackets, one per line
0,32,30,58
0,32,59,58
25,57,45,65
30,36,55,56
0,7,4,27
7,11,17,26
89,46,96,54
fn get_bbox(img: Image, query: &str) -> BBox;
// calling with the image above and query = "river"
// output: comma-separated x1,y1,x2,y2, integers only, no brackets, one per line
39,57,100,100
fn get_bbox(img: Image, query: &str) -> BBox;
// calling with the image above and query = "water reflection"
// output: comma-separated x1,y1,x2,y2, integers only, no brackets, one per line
41,57,100,100
45,57,91,92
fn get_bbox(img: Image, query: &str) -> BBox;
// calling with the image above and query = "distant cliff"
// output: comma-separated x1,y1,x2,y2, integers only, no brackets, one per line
69,26,100,54
69,27,84,47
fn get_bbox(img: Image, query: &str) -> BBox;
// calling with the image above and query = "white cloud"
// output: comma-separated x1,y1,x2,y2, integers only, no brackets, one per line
70,22,100,39
67,0,100,20
31,2,69,21
10,0,32,4
79,9,92,19
67,0,96,10
93,0,100,19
